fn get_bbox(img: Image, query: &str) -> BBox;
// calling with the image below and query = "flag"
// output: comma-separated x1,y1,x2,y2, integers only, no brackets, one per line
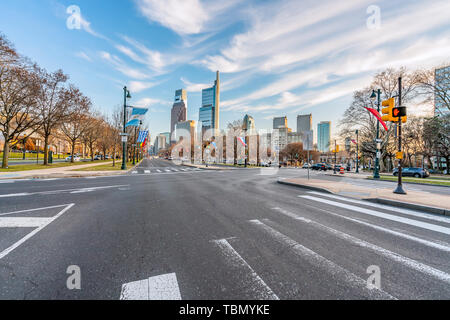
211,142,217,149
237,137,247,147
365,107,389,132
125,119,140,128
137,131,149,143
131,108,149,116
352,139,357,145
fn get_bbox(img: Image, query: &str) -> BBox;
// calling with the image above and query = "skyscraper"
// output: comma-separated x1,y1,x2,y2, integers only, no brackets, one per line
297,114,312,134
171,89,187,143
435,66,450,116
199,71,220,136
273,117,288,129
243,114,255,132
318,121,331,153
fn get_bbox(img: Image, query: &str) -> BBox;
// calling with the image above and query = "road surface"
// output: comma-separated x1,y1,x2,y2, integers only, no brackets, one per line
0,158,449,299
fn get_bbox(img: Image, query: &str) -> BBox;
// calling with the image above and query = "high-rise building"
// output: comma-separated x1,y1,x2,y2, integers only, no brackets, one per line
171,89,187,143
297,114,312,134
273,116,288,129
435,66,450,116
243,114,255,132
199,71,220,136
318,122,331,153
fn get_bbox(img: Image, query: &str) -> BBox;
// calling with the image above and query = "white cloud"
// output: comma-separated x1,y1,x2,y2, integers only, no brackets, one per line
99,51,150,80
135,97,171,108
180,77,209,93
128,81,157,93
75,51,92,62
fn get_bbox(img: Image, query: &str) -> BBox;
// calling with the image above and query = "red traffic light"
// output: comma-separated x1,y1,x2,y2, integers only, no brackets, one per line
392,107,407,118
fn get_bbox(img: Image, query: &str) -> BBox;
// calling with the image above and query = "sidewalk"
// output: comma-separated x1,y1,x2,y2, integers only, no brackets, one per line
0,161,130,180
278,177,450,215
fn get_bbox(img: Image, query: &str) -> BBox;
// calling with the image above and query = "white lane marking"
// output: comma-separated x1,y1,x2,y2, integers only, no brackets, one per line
144,170,151,174
165,169,171,172
171,169,178,172
85,177,98,179
213,239,279,300
0,181,14,184
300,196,450,236
270,210,450,284
157,170,162,173
0,204,72,217
0,217,52,228
0,185,129,198
307,192,450,224
273,207,450,252
249,220,396,300
132,171,138,175
0,204,75,260
120,273,182,300
36,178,60,181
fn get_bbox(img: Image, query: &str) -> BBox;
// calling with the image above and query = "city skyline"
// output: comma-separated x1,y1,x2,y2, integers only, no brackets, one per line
1,0,448,145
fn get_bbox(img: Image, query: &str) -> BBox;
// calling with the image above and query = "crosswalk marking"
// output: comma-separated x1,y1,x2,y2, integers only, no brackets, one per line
249,220,396,300
266,210,450,284
273,207,450,252
157,170,162,173
300,195,450,235
144,170,151,174
213,239,279,300
120,273,182,300
307,192,450,224
0,204,75,260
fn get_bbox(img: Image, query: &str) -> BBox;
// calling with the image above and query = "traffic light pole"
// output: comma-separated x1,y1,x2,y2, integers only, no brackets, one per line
121,86,128,171
374,89,381,179
394,77,406,195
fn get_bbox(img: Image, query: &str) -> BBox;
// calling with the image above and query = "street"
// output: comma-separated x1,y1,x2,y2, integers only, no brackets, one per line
0,158,449,300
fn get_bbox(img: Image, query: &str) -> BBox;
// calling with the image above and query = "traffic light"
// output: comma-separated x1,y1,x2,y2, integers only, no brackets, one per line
392,106,407,123
381,98,395,122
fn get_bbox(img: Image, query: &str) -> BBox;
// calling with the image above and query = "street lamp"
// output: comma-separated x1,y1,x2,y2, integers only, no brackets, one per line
371,89,382,179
121,87,131,170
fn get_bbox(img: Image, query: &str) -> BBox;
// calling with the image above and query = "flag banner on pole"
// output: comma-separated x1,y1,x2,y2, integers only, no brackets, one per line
237,137,247,147
131,107,149,116
137,131,149,143
125,119,140,128
365,107,389,131
352,139,357,145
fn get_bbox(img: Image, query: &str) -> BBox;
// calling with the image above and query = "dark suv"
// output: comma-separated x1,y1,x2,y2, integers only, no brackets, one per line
312,163,327,171
393,167,430,178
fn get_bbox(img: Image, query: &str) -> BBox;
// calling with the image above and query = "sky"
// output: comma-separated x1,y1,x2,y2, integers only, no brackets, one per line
1,0,449,144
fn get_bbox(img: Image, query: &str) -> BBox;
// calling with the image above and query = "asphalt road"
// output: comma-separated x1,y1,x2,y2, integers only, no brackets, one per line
0,157,449,300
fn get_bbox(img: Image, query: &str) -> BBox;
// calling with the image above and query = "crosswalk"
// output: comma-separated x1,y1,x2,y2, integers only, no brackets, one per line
119,191,449,300
130,167,203,175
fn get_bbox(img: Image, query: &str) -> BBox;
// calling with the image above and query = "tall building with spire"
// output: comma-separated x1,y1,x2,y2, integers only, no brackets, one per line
199,71,220,136
170,89,187,143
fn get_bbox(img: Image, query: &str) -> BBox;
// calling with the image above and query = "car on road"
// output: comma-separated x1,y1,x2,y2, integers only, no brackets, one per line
65,155,81,162
393,167,430,178
302,163,311,169
311,163,327,171
94,155,103,161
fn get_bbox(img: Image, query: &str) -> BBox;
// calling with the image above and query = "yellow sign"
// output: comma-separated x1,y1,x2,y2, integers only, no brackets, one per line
396,152,403,160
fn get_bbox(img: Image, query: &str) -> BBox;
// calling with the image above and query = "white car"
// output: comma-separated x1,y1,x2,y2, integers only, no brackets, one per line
65,156,81,162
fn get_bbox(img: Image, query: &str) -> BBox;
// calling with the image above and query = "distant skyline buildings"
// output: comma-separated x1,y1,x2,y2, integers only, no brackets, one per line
170,89,187,143
199,71,220,136
317,121,331,153
273,117,288,130
297,114,312,134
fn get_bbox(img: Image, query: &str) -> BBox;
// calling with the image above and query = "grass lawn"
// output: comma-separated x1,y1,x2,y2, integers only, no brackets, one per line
1,152,71,160
0,160,111,172
72,161,136,171
372,175,450,186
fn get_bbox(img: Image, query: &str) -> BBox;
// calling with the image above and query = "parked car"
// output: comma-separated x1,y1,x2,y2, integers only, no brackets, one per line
312,163,327,171
302,163,311,169
94,155,103,161
65,155,81,162
393,167,430,178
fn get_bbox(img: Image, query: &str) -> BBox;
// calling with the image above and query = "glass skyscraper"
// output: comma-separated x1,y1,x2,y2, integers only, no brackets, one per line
435,66,450,116
199,71,220,135
317,122,331,153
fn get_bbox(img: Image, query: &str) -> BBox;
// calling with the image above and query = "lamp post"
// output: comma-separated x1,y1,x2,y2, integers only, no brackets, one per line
355,130,359,173
121,87,131,170
371,89,382,179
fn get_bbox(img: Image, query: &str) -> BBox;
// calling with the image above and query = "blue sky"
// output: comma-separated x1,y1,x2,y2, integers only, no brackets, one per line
1,0,449,144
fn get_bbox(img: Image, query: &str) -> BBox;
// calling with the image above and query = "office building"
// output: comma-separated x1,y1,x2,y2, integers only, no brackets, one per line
171,89,187,143
317,122,331,153
435,66,450,116
243,114,255,132
199,71,220,136
273,116,288,129
297,114,312,134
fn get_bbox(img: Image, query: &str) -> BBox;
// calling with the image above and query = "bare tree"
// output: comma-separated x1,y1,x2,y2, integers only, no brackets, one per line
0,35,40,168
82,114,103,161
60,87,92,163
35,67,72,165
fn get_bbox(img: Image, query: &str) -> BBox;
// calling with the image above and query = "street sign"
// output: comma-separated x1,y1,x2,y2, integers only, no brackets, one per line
377,152,381,159
302,131,314,151
122,136,128,143
120,133,129,136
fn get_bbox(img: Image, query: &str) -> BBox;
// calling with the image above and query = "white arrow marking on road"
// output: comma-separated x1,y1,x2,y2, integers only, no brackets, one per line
0,203,75,260
144,170,151,174
0,185,129,198
157,170,162,173
120,273,182,300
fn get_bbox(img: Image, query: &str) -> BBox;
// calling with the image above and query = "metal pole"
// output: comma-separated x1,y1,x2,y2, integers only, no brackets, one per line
356,130,359,173
374,89,381,179
244,128,248,168
121,87,128,170
133,127,137,165
36,140,39,165
394,77,407,195
334,140,337,174
307,134,310,180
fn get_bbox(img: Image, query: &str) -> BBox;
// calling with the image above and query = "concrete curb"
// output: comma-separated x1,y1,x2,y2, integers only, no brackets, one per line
182,163,225,171
277,179,333,194
277,179,450,217
367,177,450,188
366,198,450,217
